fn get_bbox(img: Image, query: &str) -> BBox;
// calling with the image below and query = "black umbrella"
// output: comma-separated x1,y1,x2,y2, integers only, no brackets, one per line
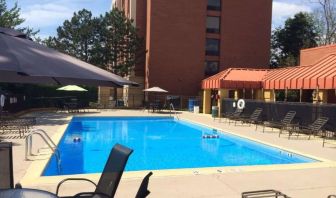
0,27,138,87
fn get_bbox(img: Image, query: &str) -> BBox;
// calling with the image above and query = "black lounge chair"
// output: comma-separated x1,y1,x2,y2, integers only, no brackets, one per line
288,117,329,140
135,172,153,198
242,189,290,198
262,111,296,134
56,143,133,198
0,117,36,138
220,108,242,122
235,108,263,130
0,142,14,189
226,109,244,124
322,131,336,147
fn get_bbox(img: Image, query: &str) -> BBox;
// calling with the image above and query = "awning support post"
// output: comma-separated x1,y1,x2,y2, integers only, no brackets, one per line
300,88,302,103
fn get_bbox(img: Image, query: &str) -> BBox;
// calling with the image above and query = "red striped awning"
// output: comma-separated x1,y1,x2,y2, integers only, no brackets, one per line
202,68,269,89
263,54,336,89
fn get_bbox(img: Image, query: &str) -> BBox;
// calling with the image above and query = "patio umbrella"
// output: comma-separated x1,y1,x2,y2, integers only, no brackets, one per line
143,87,168,93
57,85,88,92
143,87,168,104
0,27,138,87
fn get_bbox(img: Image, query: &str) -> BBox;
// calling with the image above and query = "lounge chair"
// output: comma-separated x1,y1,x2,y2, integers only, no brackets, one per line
135,172,153,198
0,117,36,138
262,111,296,134
242,189,290,198
0,142,14,189
56,143,133,198
220,108,242,122
226,109,244,124
322,131,336,147
234,108,263,130
288,117,329,139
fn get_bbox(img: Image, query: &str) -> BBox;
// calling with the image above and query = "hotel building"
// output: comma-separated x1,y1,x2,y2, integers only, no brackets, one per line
108,0,272,107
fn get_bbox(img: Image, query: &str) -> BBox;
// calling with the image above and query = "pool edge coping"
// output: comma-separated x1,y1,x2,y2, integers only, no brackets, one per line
20,115,336,186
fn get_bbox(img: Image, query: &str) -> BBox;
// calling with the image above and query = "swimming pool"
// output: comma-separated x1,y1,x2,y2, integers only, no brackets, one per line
43,116,316,176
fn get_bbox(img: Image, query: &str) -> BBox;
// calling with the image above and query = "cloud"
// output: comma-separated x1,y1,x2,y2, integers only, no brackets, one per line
21,3,73,29
17,0,111,37
272,1,312,28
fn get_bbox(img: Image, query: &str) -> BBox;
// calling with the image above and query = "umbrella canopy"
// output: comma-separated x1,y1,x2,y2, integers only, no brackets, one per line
143,87,168,93
57,85,88,91
0,27,138,87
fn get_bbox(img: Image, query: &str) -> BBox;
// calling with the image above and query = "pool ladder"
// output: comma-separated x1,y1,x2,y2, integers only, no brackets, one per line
25,129,61,172
169,103,179,120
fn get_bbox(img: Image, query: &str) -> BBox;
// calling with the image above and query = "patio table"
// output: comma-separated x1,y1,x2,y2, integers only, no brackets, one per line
0,188,58,198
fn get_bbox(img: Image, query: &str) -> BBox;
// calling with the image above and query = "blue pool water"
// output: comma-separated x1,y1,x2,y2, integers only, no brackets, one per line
43,117,316,176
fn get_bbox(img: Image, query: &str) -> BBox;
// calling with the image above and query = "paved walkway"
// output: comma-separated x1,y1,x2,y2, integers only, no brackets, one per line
3,109,336,198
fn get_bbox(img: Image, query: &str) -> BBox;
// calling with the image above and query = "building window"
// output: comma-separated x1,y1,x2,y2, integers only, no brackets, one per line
205,61,219,76
206,38,220,56
206,16,220,33
207,0,221,11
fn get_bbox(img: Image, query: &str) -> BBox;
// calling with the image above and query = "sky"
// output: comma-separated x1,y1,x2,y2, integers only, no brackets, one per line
7,0,319,39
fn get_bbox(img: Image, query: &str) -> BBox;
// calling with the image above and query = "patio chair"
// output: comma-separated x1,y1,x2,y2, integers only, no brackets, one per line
135,172,153,198
56,143,133,198
242,189,290,198
262,111,296,134
288,117,329,140
226,109,244,125
322,131,336,147
235,108,263,130
0,142,14,189
220,108,241,122
0,117,36,138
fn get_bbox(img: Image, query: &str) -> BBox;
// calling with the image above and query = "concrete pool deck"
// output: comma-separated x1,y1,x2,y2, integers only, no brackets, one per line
2,109,336,197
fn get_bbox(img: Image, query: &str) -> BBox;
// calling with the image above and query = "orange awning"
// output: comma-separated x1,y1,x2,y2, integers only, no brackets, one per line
263,54,336,90
202,68,269,89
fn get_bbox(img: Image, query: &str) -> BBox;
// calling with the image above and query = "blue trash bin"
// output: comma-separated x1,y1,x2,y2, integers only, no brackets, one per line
188,99,199,112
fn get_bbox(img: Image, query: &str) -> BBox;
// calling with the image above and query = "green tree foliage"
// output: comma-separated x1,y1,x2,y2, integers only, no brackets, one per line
45,8,143,76
0,0,38,38
271,12,319,67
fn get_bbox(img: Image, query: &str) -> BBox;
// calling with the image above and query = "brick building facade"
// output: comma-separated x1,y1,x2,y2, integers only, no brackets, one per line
112,0,272,106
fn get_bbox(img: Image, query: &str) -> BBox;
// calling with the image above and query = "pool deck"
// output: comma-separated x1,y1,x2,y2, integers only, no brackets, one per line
3,109,336,197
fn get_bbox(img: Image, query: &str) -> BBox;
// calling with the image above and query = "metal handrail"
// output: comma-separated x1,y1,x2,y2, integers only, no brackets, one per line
25,129,61,172
169,103,179,120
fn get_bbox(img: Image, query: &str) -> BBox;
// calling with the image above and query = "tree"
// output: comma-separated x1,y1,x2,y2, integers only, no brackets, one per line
310,0,336,45
52,9,96,62
0,0,38,38
271,12,319,67
45,8,143,76
98,9,143,76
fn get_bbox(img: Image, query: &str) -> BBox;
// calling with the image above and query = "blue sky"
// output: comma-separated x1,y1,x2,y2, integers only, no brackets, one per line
8,0,318,39
8,0,112,38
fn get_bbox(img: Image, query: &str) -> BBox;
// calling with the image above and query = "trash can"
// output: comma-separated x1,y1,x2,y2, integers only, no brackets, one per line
211,106,218,118
188,99,199,112
193,106,199,113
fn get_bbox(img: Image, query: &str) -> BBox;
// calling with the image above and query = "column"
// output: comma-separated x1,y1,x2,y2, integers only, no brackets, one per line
263,89,275,102
217,89,228,117
203,89,211,114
